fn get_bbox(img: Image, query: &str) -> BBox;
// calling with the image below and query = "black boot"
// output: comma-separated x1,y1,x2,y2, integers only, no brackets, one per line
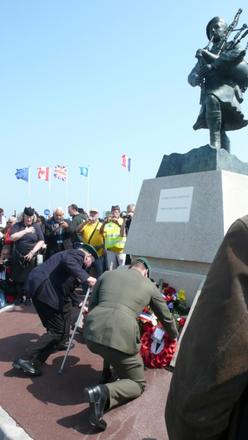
84,384,109,431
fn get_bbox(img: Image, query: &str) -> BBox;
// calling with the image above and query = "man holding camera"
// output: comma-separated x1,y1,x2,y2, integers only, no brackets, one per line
44,207,71,258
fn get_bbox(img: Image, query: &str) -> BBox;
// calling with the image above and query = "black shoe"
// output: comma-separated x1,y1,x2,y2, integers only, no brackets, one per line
55,341,75,351
12,358,42,376
24,298,32,306
84,385,109,431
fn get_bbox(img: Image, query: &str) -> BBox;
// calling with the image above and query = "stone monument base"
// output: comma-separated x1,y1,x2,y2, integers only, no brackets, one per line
125,146,248,305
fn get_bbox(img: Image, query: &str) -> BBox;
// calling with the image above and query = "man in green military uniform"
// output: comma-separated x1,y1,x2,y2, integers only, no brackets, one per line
83,257,178,431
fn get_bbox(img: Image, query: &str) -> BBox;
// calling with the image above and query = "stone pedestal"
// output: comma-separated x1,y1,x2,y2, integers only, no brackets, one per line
125,145,248,304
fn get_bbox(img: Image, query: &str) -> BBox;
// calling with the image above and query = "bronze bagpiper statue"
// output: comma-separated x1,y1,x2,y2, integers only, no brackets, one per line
188,9,248,152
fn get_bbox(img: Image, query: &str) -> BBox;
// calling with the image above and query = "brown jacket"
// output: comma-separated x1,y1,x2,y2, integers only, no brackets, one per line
165,216,248,439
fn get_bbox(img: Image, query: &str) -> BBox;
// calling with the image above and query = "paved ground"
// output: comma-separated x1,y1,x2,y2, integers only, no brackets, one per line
0,304,172,440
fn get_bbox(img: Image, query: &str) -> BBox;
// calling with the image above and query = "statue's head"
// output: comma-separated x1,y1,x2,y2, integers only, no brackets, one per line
206,17,228,42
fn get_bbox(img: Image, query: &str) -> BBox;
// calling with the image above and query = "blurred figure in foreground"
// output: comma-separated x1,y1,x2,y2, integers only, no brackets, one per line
166,215,248,440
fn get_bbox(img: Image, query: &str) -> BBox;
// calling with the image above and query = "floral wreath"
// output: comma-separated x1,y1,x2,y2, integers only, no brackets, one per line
140,322,177,368
138,283,189,369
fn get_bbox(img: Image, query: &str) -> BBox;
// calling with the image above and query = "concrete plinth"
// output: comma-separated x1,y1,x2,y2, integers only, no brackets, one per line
125,163,248,304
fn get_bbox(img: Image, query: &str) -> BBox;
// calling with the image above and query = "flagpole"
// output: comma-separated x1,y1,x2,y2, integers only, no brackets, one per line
28,167,31,204
65,168,69,214
48,167,52,212
86,166,90,213
129,166,134,202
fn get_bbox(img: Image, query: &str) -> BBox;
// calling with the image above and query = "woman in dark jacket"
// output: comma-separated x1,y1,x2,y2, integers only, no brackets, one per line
10,207,44,305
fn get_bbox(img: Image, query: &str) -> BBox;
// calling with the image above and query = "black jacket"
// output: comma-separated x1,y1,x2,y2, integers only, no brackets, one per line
25,249,90,310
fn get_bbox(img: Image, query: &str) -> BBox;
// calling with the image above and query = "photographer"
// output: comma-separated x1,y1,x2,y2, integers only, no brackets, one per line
44,207,71,258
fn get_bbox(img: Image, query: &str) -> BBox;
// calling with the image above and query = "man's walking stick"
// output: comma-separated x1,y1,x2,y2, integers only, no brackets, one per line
58,287,91,374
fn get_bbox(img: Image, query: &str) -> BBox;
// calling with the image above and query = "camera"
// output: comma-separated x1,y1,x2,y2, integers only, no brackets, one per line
0,259,11,271
122,212,131,220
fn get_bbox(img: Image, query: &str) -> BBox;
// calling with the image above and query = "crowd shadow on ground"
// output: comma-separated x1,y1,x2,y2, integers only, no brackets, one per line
0,332,41,361
1,331,163,438
4,353,100,406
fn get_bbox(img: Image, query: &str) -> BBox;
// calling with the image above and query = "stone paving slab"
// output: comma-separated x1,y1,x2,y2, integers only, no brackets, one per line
0,305,171,440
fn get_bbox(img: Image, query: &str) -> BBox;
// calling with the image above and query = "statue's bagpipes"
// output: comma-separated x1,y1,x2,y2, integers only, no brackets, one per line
196,8,248,92
217,8,244,54
58,286,91,374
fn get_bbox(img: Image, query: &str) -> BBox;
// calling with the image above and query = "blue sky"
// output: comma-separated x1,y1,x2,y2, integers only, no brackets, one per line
1,1,248,217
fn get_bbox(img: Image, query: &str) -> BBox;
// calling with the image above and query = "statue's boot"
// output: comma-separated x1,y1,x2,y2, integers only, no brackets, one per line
221,131,230,153
206,110,222,149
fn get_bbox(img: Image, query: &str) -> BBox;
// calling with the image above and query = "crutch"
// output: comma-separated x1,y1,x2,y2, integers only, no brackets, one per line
58,287,91,374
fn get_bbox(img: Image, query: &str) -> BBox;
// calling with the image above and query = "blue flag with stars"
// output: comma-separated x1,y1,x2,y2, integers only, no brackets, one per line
15,168,29,182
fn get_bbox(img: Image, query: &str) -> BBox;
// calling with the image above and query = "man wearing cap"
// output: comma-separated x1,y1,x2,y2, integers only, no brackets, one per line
12,244,98,376
77,208,104,257
10,206,45,305
83,257,178,431
100,205,126,270
76,208,105,278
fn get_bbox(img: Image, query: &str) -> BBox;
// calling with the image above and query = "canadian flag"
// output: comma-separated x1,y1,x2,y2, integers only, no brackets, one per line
37,167,50,181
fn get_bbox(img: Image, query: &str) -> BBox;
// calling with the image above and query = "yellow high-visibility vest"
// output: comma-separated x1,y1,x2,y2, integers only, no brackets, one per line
104,221,126,251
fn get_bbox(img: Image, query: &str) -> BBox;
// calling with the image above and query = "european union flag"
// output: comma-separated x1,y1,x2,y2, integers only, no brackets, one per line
79,166,88,177
15,168,29,182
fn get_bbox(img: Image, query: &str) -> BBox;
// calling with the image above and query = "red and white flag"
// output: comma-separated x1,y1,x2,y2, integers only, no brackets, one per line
54,165,68,181
37,167,50,181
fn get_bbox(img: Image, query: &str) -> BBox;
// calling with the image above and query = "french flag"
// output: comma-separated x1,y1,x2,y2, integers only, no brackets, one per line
121,154,131,172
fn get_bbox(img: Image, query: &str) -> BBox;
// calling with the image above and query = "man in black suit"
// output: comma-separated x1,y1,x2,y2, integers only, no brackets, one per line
12,244,98,376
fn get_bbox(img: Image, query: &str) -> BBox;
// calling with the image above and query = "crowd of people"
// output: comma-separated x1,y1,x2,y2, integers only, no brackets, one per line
0,202,135,307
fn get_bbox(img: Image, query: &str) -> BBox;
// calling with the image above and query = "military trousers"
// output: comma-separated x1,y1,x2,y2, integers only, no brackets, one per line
86,340,146,408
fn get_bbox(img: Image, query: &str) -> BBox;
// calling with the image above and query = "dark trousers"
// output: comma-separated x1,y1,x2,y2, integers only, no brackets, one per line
27,297,72,364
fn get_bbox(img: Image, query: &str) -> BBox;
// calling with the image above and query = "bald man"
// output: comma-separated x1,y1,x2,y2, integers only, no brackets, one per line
44,207,71,258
